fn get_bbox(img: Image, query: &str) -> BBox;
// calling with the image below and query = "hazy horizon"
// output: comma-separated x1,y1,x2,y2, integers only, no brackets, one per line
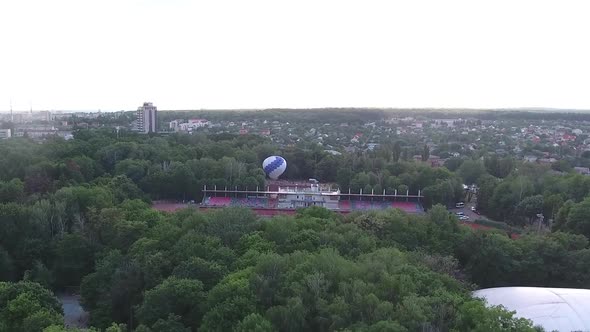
1,0,589,110
2,106,590,114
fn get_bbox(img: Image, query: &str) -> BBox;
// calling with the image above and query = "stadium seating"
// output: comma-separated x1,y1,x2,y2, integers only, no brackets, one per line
207,197,232,207
348,200,389,211
232,198,249,207
235,197,268,208
355,201,373,210
339,200,351,211
204,197,269,208
203,196,423,213
339,200,423,213
392,202,422,213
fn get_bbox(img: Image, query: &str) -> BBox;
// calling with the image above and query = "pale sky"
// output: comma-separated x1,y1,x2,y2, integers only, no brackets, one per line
1,0,589,111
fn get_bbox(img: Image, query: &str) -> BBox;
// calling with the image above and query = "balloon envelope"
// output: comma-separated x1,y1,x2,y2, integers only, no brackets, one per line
263,156,287,180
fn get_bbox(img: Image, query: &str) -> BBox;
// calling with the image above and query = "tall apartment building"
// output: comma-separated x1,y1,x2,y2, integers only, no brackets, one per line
136,102,158,133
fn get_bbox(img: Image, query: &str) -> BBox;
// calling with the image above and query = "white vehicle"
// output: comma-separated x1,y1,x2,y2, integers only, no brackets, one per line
455,202,465,208
459,215,470,220
471,206,476,211
455,212,465,216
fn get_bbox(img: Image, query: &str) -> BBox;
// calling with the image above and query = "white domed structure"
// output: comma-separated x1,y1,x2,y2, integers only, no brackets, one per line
473,287,590,332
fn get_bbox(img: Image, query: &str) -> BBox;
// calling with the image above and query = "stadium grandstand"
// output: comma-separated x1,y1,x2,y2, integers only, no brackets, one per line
200,180,424,214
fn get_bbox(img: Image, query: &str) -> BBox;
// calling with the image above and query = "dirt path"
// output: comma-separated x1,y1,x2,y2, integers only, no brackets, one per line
57,293,89,328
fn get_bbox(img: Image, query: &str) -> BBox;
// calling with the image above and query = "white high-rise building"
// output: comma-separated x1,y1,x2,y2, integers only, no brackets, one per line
136,102,157,133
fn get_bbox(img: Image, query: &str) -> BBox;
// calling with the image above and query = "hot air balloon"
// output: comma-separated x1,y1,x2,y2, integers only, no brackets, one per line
263,156,287,180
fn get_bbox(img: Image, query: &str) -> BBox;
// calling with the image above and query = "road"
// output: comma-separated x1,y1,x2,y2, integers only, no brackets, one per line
57,293,88,328
452,201,486,222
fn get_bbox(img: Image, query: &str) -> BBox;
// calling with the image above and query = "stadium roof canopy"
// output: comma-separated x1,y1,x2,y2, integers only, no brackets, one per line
473,287,590,332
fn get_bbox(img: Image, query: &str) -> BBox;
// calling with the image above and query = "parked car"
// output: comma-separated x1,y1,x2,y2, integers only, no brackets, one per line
459,215,470,221
455,212,465,216
471,206,476,211
455,202,465,208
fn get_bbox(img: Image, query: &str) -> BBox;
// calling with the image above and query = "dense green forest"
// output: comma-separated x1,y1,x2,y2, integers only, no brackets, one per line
0,129,465,204
1,128,590,331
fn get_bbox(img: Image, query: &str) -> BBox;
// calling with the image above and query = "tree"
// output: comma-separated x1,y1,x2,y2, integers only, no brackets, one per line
458,233,520,287
397,184,409,194
0,247,15,281
51,234,94,289
171,231,235,268
444,157,463,172
543,194,563,221
368,320,408,332
373,184,383,195
108,176,149,203
168,163,196,201
137,314,190,332
565,197,590,238
565,174,590,202
515,195,544,225
0,281,64,332
551,159,572,173
401,147,412,161
234,313,273,332
114,159,150,183
69,156,101,182
458,160,487,185
553,200,574,231
336,168,354,190
23,261,53,289
476,175,499,213
222,157,246,186
109,260,145,329
421,145,430,162
487,177,533,223
423,179,462,208
137,277,205,329
428,204,454,225
30,199,66,238
80,250,124,327
315,156,339,182
484,155,514,178
198,265,258,328
105,323,127,332
206,208,259,248
392,142,402,162
453,300,537,332
22,310,64,332
43,325,99,332
171,257,228,290
24,164,55,194
349,173,365,192
0,179,24,203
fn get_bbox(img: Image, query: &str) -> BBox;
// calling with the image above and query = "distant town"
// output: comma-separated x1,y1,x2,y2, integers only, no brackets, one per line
3,105,590,175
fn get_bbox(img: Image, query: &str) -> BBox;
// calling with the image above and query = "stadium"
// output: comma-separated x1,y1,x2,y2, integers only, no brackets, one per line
154,156,425,216
199,179,425,216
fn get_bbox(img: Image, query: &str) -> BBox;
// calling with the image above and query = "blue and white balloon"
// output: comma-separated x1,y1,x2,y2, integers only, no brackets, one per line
263,156,287,180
